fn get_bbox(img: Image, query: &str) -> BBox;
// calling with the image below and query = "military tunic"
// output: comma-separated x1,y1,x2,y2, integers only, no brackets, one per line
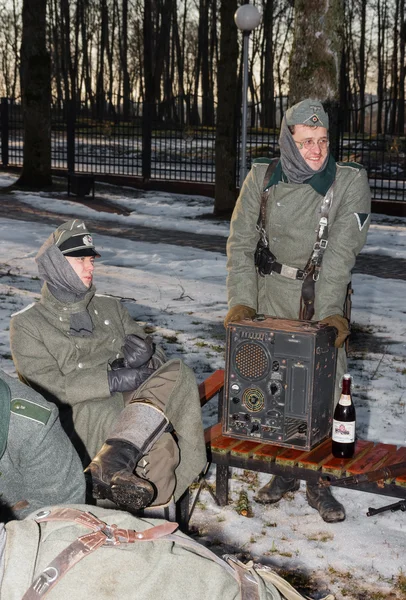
227,157,371,401
9,285,206,501
0,371,85,520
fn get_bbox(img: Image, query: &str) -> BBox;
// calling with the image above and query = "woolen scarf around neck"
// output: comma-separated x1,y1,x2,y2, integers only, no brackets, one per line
35,244,94,337
278,117,329,184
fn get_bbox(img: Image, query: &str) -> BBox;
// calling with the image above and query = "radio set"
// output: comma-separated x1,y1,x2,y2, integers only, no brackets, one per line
223,316,337,451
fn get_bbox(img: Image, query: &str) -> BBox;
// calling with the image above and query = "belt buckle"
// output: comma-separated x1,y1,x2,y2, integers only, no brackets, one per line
280,264,299,279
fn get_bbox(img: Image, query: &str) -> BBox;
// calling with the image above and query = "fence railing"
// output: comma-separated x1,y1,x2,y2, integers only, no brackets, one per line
1,96,405,202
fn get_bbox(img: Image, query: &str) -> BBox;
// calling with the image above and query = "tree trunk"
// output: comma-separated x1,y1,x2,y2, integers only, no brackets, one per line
17,0,52,188
261,0,275,129
121,0,131,119
389,0,400,134
398,0,405,134
96,0,108,119
359,0,366,133
214,0,238,216
376,0,385,135
289,0,344,156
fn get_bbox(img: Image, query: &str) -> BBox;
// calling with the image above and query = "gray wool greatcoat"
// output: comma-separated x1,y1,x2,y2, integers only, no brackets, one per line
226,156,371,402
0,371,85,520
9,285,206,500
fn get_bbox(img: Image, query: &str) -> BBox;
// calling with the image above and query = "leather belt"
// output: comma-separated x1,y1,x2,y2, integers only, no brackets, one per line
270,261,306,280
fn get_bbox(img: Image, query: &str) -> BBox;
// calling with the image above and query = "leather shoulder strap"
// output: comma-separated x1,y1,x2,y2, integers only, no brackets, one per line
0,378,11,459
257,160,278,244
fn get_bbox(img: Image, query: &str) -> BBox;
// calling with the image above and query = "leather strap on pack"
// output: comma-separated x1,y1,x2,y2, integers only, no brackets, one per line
22,508,178,599
22,508,259,600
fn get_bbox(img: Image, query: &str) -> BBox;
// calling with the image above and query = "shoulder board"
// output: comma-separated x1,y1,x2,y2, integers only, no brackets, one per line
252,157,273,165
337,161,363,171
10,398,51,425
10,303,36,318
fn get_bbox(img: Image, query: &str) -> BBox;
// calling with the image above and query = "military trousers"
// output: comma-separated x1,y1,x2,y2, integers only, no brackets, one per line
120,359,206,506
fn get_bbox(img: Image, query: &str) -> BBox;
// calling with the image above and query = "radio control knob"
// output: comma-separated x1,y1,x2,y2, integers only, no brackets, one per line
251,423,260,433
232,397,240,404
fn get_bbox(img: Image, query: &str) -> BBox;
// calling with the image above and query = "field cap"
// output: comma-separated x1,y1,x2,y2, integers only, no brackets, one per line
285,98,329,129
54,219,100,257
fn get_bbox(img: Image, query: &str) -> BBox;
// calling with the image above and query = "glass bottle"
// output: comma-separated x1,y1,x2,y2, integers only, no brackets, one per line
332,373,356,459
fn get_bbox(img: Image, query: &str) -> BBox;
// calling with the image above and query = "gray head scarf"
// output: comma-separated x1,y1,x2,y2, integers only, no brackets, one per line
35,234,94,337
279,98,329,184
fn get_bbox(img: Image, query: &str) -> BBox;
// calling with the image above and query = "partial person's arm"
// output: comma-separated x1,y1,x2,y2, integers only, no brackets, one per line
12,405,85,519
315,167,371,320
226,164,267,311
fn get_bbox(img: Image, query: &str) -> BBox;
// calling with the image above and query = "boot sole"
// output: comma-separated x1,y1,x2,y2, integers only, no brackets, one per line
111,479,156,512
85,473,114,502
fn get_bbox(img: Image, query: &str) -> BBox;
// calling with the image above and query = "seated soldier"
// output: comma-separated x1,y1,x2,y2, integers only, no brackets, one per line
9,219,206,513
0,369,85,521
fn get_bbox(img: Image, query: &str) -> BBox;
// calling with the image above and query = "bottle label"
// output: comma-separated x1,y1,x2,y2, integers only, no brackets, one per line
338,394,351,406
332,419,355,443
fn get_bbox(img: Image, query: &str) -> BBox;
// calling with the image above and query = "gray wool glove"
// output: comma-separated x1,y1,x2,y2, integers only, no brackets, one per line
122,334,154,368
107,365,155,394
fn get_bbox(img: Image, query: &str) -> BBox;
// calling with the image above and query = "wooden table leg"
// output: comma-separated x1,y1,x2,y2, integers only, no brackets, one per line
216,464,230,506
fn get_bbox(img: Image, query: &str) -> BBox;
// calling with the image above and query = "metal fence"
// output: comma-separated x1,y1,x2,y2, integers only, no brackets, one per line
1,96,405,201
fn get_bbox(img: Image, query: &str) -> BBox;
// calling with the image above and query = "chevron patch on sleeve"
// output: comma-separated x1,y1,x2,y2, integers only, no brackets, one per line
354,213,370,231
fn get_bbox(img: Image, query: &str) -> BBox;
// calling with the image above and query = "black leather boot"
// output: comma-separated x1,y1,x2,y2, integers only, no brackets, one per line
306,483,346,522
85,401,170,511
85,439,156,511
255,476,300,504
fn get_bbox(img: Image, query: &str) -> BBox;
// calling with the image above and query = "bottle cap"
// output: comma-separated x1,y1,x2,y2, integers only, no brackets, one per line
343,373,351,379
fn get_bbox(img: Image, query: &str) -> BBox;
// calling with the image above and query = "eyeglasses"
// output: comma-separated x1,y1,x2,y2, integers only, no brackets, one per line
294,138,329,150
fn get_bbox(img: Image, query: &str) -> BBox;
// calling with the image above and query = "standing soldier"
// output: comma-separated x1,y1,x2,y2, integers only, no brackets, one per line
225,99,371,522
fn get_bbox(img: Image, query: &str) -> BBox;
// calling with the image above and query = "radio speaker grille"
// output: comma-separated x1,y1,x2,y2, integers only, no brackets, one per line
234,341,269,380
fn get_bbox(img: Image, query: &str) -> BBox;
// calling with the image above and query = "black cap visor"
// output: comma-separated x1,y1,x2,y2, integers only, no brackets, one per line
63,248,101,258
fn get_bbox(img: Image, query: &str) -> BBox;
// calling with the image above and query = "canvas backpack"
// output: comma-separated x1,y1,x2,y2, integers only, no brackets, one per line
1,505,334,600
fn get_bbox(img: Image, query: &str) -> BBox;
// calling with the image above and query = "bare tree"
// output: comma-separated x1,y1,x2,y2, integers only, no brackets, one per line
17,0,51,188
289,0,344,153
0,0,21,98
214,0,238,216
260,0,275,128
398,0,405,134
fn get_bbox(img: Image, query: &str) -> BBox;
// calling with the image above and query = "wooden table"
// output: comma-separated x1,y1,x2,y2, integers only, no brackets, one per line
202,370,406,505
176,370,406,529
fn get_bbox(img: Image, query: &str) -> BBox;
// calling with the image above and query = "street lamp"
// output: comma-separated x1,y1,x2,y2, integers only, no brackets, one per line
234,3,261,188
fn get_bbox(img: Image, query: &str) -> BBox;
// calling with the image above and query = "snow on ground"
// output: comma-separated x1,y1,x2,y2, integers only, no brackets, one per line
0,174,406,599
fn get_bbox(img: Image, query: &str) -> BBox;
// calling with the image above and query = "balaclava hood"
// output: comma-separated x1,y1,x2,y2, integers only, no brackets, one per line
35,220,100,337
279,98,329,184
